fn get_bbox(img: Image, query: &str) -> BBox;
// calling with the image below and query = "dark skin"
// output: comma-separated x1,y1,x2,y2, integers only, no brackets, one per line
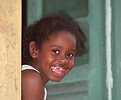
22,31,76,100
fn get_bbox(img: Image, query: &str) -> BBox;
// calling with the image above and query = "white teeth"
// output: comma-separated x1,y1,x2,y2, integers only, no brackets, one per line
60,68,62,71
51,66,64,72
59,68,62,71
50,65,68,77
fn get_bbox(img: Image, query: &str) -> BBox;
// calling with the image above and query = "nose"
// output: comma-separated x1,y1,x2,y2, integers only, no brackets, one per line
58,55,68,65
59,59,68,64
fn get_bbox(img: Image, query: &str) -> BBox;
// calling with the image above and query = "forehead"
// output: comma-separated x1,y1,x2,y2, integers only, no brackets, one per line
50,31,76,43
42,31,76,49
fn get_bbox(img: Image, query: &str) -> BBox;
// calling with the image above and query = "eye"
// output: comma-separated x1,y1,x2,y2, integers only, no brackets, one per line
66,52,75,59
52,49,60,55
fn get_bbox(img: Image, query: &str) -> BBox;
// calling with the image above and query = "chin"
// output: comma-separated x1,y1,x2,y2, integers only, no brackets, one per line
49,76,64,82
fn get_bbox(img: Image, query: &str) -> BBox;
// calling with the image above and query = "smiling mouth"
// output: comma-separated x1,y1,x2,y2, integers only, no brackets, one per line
50,65,68,77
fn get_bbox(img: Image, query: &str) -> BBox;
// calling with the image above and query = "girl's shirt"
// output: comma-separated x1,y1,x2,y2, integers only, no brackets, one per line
22,65,47,100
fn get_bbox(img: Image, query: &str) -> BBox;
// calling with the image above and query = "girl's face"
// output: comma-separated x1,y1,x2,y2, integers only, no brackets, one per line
33,31,76,82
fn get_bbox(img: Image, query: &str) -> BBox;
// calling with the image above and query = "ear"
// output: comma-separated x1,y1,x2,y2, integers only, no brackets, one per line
29,41,38,59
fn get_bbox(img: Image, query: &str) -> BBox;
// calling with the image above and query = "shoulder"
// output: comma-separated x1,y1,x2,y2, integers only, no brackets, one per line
22,70,45,100
22,70,44,88
22,70,41,81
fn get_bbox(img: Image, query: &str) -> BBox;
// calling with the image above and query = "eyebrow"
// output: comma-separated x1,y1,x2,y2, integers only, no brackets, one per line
50,44,76,52
49,44,63,50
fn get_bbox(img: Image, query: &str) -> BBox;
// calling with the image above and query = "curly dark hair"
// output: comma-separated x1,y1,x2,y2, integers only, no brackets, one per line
22,13,86,64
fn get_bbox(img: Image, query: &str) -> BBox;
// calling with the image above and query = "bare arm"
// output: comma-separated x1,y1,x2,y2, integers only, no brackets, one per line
22,70,45,100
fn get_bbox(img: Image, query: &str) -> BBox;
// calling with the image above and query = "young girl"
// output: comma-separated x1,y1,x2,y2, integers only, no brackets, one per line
22,13,86,100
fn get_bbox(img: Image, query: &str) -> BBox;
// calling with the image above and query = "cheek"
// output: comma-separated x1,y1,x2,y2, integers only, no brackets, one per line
43,54,55,65
68,60,74,69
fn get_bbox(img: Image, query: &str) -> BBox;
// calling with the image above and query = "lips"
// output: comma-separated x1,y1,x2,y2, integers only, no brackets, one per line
50,65,68,77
